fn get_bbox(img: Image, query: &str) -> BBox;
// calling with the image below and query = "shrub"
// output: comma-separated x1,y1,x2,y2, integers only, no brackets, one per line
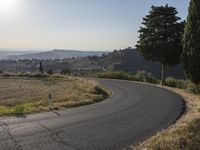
134,71,158,84
182,80,192,89
93,85,109,96
14,105,25,116
2,73,12,77
186,83,200,94
61,69,70,75
96,71,158,84
176,80,184,89
96,71,131,80
165,77,180,87
134,71,146,81
165,77,177,87
47,69,53,75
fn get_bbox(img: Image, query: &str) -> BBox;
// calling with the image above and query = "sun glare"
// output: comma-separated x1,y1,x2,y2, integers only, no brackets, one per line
0,0,19,15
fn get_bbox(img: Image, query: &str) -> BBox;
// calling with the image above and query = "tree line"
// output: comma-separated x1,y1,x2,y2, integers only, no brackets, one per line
136,0,200,86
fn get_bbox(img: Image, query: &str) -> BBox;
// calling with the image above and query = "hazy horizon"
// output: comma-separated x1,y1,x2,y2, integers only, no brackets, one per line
0,48,111,52
0,0,189,51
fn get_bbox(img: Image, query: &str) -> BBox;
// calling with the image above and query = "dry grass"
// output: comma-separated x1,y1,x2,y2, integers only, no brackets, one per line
132,86,200,150
0,75,110,116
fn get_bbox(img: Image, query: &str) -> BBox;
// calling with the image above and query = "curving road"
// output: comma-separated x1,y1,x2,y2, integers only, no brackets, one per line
0,79,185,150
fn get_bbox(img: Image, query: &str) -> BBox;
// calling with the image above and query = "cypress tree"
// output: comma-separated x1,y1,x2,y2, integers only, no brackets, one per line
182,0,200,84
39,61,44,74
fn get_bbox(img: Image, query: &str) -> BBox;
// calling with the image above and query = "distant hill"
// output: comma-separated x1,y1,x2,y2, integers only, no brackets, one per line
0,50,33,59
2,49,108,60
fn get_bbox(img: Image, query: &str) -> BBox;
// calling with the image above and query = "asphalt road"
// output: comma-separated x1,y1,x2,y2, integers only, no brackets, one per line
0,79,185,150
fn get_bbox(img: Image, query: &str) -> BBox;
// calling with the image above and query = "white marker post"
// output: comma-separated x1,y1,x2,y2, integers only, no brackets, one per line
48,94,52,110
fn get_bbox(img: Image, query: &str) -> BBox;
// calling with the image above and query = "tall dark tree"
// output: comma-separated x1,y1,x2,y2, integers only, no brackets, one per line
67,66,71,75
136,5,184,84
39,61,44,73
182,0,200,84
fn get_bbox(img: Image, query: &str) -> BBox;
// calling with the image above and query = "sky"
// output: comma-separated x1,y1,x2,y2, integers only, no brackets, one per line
0,0,189,51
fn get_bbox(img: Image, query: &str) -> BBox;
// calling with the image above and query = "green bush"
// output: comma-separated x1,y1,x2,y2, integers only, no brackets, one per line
176,80,185,88
186,83,200,94
134,71,158,84
96,71,131,80
182,80,191,89
134,71,146,81
165,77,181,87
14,105,25,116
96,71,158,84
165,77,177,87
164,77,188,89
164,78,200,94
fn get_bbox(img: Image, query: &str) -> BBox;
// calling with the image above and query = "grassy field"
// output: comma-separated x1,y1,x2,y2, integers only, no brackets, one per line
0,75,110,116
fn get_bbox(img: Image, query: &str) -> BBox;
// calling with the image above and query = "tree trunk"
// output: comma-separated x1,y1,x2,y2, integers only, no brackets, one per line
161,64,166,85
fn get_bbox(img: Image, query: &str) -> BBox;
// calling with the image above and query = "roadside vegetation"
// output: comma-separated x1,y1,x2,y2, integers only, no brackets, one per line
96,71,158,84
0,75,110,116
95,71,200,94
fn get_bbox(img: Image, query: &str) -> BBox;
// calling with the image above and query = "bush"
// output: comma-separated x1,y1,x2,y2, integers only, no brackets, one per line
2,73,12,77
47,69,53,75
61,69,71,75
186,83,200,94
165,77,177,87
96,71,158,84
176,80,185,89
165,77,181,87
96,71,131,80
14,105,25,116
182,80,191,89
134,71,158,84
164,78,200,94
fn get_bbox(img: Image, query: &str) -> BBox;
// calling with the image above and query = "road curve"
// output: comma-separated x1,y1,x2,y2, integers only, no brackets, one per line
0,79,185,150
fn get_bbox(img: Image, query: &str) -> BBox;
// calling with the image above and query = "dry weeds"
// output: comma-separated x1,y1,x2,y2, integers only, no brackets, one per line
0,76,109,116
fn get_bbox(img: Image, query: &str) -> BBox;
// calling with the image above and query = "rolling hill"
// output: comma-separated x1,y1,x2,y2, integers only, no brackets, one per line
1,49,108,60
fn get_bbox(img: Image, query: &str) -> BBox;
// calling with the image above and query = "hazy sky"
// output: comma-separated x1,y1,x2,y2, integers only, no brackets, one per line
0,0,189,51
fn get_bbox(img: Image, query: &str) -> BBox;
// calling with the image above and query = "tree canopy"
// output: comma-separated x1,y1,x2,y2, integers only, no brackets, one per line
136,5,184,83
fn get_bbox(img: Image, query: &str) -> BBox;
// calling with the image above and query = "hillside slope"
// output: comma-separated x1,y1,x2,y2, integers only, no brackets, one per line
0,48,185,79
95,48,185,79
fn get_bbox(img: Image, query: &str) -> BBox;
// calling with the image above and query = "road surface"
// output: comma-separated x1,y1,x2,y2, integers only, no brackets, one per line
0,79,185,150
